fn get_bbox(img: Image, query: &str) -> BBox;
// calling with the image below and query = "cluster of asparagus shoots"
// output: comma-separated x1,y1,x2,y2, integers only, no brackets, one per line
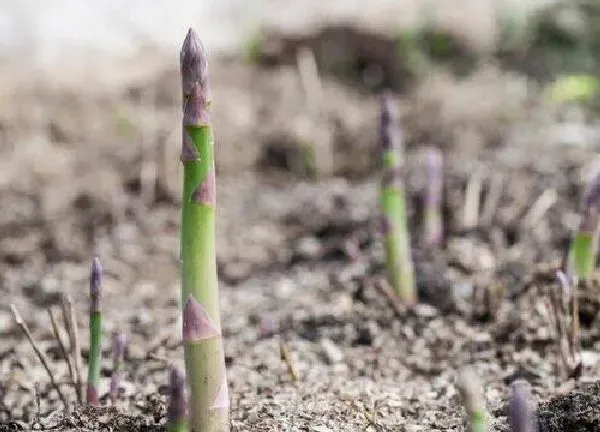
544,172,600,380
10,256,123,407
180,28,230,431
379,92,417,304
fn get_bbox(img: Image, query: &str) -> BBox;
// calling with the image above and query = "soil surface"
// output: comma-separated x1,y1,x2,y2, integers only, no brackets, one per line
3,13,600,432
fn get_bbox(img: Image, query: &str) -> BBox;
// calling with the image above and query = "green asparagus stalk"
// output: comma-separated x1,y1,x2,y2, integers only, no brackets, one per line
379,91,416,303
109,332,126,404
168,367,189,432
87,256,102,405
180,28,230,432
568,172,600,281
456,368,488,432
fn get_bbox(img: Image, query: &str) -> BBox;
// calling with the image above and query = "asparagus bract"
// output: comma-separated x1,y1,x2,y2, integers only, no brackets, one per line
180,28,229,432
379,91,416,303
87,256,102,405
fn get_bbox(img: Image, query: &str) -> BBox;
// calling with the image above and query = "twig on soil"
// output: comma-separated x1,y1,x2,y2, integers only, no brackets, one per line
480,172,504,226
522,188,557,229
373,277,408,319
10,305,68,408
463,168,483,230
296,46,333,177
48,308,76,389
279,341,298,383
546,271,582,381
61,293,84,404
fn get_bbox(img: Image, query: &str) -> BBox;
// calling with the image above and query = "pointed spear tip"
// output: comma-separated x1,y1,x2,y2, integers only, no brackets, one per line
180,27,209,99
90,256,102,294
181,28,204,59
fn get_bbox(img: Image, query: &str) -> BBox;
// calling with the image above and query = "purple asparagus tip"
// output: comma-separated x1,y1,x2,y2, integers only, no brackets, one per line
379,91,402,152
168,367,187,425
508,380,537,432
579,172,600,233
181,28,209,101
90,257,102,312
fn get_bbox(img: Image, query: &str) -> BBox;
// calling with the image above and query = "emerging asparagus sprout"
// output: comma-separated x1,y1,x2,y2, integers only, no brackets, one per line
508,380,537,432
568,172,600,281
87,257,102,405
423,147,443,246
109,332,126,404
180,28,230,431
456,368,488,432
378,91,416,303
168,367,188,432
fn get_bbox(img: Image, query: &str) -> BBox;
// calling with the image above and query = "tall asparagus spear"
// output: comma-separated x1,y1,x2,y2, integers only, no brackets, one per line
379,91,416,303
168,367,188,432
87,256,102,405
180,28,230,432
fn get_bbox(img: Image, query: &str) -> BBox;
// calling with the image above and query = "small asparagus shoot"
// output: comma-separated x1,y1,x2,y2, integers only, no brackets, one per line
168,367,188,432
110,332,126,404
379,91,416,303
508,380,537,432
456,368,488,432
87,257,102,405
180,28,230,432
569,172,600,281
423,147,443,246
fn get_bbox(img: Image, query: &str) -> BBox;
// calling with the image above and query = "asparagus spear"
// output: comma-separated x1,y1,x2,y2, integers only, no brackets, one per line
456,368,488,432
379,91,416,303
508,380,537,432
180,28,229,432
168,367,188,432
87,256,102,405
423,147,443,246
569,172,600,281
109,332,126,404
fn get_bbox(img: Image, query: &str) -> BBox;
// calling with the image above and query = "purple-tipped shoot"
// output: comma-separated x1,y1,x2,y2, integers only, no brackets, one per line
508,380,537,432
423,147,443,246
180,28,230,432
109,332,126,404
568,172,600,281
168,367,188,432
379,91,416,304
456,368,488,432
87,256,102,405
